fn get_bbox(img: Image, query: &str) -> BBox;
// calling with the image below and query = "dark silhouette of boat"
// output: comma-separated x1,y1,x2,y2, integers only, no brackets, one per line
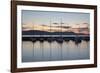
31,38,37,42
56,38,63,43
39,38,44,42
47,38,54,43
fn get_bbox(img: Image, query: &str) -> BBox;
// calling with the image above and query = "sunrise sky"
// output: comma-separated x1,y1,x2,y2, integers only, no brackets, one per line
22,10,90,34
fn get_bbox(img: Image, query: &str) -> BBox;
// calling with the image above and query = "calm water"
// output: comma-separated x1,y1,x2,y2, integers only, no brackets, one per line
22,40,90,62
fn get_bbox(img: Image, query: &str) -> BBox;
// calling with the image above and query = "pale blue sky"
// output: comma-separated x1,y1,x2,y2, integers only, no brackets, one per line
22,10,90,26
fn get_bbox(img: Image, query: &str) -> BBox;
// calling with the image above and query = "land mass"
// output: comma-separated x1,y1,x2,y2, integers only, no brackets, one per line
22,30,89,35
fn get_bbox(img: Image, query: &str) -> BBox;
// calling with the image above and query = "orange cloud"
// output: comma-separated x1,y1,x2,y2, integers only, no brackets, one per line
22,23,89,34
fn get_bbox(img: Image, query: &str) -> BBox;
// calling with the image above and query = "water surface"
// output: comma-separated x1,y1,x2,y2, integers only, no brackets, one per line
22,40,90,62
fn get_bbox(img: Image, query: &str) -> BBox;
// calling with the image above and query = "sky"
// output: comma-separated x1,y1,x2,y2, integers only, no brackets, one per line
22,10,90,34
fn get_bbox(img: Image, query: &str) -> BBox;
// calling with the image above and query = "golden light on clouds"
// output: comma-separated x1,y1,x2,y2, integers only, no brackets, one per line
22,23,89,34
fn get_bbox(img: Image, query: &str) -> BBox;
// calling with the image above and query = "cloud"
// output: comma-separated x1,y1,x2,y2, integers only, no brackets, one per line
71,23,89,28
22,22,89,34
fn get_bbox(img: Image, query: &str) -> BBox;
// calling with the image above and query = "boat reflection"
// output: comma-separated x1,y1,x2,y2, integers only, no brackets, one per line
22,40,90,62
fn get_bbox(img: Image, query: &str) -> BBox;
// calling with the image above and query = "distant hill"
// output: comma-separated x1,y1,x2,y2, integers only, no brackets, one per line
22,30,86,35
